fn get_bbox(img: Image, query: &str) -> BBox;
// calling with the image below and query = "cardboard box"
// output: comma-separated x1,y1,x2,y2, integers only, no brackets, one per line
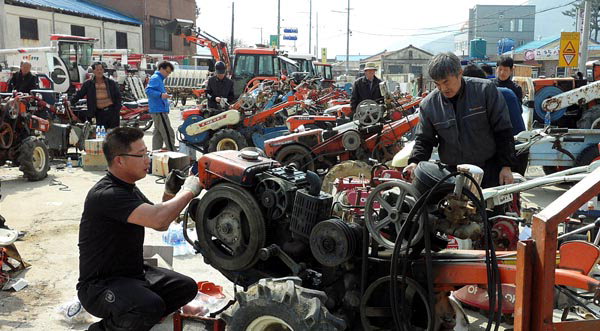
151,151,190,177
84,138,104,155
82,153,107,171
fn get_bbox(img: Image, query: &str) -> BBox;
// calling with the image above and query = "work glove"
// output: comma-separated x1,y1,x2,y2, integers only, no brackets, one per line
181,176,202,197
164,169,186,195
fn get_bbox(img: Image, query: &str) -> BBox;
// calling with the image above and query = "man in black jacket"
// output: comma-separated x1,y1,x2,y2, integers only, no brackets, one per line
494,56,523,106
350,62,383,112
205,61,234,114
71,62,122,128
7,61,38,94
404,52,516,188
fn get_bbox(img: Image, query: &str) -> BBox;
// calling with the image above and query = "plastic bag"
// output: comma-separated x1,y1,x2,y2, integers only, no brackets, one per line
182,291,227,317
56,297,93,324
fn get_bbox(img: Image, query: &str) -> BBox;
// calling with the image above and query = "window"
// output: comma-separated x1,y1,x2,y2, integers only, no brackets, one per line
388,65,402,74
510,20,515,32
518,19,524,32
518,40,525,46
19,17,38,40
116,31,128,49
233,55,255,76
150,16,172,51
71,25,85,37
408,50,413,59
499,25,504,32
258,56,275,76
557,67,566,77
410,66,423,75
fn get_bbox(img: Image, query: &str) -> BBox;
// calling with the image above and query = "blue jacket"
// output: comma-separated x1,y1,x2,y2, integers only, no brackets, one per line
498,87,525,135
146,71,169,113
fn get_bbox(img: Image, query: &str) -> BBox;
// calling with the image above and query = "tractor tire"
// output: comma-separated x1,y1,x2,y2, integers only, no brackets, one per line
576,144,600,167
321,160,371,194
222,277,346,331
577,105,600,129
17,137,50,181
275,144,315,172
207,129,247,153
181,96,187,106
141,120,154,131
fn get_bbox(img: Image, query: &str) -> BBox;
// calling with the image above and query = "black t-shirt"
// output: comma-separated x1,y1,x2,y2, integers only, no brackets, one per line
77,172,152,288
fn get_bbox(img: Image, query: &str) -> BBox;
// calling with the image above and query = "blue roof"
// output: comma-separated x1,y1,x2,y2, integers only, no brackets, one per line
335,55,372,62
512,35,560,53
11,0,142,25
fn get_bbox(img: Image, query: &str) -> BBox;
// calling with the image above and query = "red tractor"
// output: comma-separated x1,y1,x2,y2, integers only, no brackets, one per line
0,93,51,181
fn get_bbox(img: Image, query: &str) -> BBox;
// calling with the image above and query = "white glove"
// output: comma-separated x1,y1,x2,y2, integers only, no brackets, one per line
181,176,201,197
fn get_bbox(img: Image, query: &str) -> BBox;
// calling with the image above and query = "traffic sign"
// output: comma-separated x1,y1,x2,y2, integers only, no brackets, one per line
321,48,327,63
283,35,297,41
270,35,278,47
559,32,580,67
283,28,298,33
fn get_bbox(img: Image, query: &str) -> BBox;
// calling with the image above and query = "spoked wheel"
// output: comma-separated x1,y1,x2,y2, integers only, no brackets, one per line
275,144,315,172
360,276,433,331
194,183,265,271
354,99,383,126
0,123,14,149
364,180,424,250
222,277,346,331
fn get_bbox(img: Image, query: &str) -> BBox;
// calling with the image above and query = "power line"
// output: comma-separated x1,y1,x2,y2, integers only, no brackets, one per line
352,0,577,38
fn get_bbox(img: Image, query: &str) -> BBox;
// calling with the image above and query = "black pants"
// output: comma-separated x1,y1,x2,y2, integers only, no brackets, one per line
96,106,120,129
78,264,197,331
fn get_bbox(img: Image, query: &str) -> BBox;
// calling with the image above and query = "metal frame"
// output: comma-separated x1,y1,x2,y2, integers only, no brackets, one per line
514,166,600,331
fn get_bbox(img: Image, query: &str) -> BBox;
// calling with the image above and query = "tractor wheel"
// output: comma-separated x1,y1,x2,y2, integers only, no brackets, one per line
207,129,247,153
194,183,265,271
576,144,600,167
141,120,154,131
181,96,187,106
17,137,50,181
222,277,346,331
275,144,315,172
321,160,371,194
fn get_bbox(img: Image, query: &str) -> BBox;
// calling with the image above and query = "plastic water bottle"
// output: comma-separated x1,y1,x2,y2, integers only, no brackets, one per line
66,157,73,173
162,223,189,256
100,126,106,139
544,111,552,128
95,125,100,139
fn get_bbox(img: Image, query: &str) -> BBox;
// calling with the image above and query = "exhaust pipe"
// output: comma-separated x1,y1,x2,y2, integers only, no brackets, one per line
305,170,322,196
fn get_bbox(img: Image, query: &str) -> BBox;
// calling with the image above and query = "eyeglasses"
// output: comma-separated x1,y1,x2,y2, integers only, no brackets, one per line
118,151,152,159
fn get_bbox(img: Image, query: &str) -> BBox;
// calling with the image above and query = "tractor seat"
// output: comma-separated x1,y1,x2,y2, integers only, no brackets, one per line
0,228,18,246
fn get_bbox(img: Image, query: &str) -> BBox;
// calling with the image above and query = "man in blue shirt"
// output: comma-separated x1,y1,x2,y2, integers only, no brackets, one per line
146,61,176,151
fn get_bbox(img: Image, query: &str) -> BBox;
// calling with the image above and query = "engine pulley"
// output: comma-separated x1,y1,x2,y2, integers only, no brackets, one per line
309,218,359,267
354,100,383,126
342,130,361,151
255,177,290,220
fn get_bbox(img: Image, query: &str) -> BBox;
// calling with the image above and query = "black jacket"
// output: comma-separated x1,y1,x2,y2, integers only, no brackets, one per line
409,77,515,168
350,76,383,111
493,77,523,105
205,75,235,110
71,76,122,118
7,71,38,94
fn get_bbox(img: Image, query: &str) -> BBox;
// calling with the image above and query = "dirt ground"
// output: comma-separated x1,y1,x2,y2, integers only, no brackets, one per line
0,110,573,330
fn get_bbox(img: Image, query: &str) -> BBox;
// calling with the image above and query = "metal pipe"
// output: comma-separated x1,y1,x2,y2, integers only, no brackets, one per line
483,174,588,202
308,0,312,54
346,0,349,75
277,0,280,48
230,2,235,55
579,0,592,75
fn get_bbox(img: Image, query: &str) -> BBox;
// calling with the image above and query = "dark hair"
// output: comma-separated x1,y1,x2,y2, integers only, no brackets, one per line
90,62,105,70
428,52,462,80
157,61,174,71
462,64,487,79
497,56,514,69
103,127,145,166
480,64,494,76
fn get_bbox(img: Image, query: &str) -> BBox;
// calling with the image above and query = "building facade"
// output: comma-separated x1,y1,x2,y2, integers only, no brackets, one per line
463,4,536,58
90,0,197,62
2,0,143,52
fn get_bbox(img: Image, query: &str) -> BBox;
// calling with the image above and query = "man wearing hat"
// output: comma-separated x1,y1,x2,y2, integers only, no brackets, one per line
350,62,383,112
205,61,235,115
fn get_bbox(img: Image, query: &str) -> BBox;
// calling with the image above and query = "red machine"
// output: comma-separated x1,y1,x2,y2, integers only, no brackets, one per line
120,100,153,131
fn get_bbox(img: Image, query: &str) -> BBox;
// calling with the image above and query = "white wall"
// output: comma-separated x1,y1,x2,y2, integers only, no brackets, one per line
3,4,142,52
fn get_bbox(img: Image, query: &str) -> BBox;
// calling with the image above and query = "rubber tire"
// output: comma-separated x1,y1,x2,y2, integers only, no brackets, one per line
207,129,248,153
222,277,346,331
577,105,600,129
142,120,153,131
275,144,315,172
172,93,179,107
576,144,600,167
17,137,50,181
321,160,371,194
181,96,187,106
194,183,265,271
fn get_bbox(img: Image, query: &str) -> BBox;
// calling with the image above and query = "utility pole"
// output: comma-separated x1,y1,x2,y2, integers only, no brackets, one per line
277,0,281,48
579,0,591,75
308,0,312,54
346,0,350,75
316,12,319,59
0,0,7,62
230,2,235,55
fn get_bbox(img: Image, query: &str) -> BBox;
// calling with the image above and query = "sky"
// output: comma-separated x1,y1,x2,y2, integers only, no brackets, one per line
195,0,557,57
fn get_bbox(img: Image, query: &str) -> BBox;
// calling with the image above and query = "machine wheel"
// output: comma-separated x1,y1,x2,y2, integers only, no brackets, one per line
577,105,600,129
275,144,315,172
576,144,600,167
141,120,154,131
360,276,432,331
181,96,187,106
194,183,265,271
17,137,50,181
321,160,371,194
0,123,14,149
207,129,248,153
172,93,179,107
364,180,423,250
222,277,346,331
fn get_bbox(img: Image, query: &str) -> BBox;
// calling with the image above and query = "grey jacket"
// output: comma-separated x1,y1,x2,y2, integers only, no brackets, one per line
409,77,512,166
